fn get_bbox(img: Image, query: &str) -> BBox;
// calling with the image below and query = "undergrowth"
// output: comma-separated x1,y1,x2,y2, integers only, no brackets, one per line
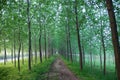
0,56,56,80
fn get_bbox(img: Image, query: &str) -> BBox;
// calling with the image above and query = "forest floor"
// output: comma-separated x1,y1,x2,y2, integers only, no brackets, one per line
45,58,79,80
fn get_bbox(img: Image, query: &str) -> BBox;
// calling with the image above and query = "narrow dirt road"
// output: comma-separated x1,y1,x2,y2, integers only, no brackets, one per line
47,58,79,80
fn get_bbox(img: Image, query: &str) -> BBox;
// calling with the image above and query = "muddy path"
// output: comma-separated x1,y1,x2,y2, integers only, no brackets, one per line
46,58,79,80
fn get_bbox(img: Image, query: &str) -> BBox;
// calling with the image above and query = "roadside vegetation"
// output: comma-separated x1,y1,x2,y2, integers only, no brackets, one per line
0,56,56,80
62,57,117,80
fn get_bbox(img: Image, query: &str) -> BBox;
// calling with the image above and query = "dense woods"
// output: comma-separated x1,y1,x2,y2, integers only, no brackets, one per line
0,0,120,80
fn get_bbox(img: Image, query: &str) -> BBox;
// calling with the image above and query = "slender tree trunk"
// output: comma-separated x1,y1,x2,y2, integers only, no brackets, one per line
39,21,42,63
44,25,47,60
14,29,16,67
27,0,32,70
100,21,106,75
75,0,83,70
106,0,120,79
34,36,37,63
4,39,7,65
67,17,73,62
18,41,21,71
11,43,13,63
99,46,102,70
66,24,69,60
21,42,24,65
18,26,21,71
18,0,21,71
100,6,106,75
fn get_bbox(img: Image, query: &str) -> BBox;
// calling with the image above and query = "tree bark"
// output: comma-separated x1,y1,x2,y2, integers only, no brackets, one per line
106,0,120,79
75,0,83,70
101,20,106,75
18,0,21,71
44,25,47,60
14,29,16,67
66,24,69,60
27,0,32,70
68,26,73,62
21,42,24,65
39,26,42,63
4,39,7,65
11,43,13,63
34,36,37,63
18,26,21,71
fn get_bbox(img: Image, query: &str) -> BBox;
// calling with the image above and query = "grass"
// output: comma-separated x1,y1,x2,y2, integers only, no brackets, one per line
0,56,56,80
62,57,117,80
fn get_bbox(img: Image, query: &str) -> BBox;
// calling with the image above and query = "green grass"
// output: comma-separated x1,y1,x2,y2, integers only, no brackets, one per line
0,56,56,80
62,57,117,80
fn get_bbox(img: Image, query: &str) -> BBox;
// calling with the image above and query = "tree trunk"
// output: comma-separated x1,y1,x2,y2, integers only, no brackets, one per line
27,0,32,70
75,0,83,70
4,39,7,65
66,24,69,60
44,25,47,60
68,21,73,62
14,29,16,67
18,27,21,71
21,42,24,65
18,0,21,71
99,46,102,70
106,0,120,79
100,6,106,75
11,43,13,63
34,36,37,63
18,41,21,71
101,21,106,75
39,28,42,63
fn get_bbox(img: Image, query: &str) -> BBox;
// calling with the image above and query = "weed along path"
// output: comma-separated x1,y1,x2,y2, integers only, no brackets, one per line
47,58,79,80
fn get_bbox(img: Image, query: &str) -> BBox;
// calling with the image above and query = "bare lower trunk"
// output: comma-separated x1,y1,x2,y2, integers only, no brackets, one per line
14,29,16,67
21,42,24,65
34,37,37,63
39,36,42,63
18,41,21,71
27,0,32,70
66,25,69,60
4,39,7,65
11,43,13,63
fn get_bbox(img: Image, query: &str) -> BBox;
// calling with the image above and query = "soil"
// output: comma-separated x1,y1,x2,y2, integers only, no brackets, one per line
47,58,79,80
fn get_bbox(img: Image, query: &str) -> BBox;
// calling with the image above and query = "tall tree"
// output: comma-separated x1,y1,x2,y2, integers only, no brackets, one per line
27,0,32,70
18,0,21,71
106,0,120,79
75,0,83,70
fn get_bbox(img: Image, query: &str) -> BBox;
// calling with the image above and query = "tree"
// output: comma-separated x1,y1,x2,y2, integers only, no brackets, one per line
27,0,32,70
106,0,120,79
74,0,83,70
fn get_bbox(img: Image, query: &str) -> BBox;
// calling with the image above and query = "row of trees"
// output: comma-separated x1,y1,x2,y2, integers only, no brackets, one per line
0,0,120,80
0,0,60,71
